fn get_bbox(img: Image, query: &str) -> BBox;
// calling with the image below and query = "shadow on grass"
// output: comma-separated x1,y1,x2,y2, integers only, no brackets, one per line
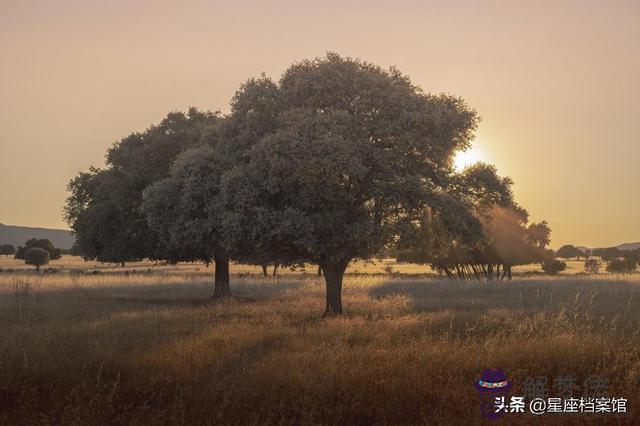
0,277,309,325
368,277,640,317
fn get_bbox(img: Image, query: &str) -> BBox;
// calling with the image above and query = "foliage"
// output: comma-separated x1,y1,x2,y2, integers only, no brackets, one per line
220,53,478,314
556,244,585,259
24,247,50,270
591,247,622,261
397,163,549,280
542,258,567,275
15,238,61,260
64,108,219,264
584,258,601,274
64,53,553,314
0,244,15,256
606,257,637,274
142,78,282,296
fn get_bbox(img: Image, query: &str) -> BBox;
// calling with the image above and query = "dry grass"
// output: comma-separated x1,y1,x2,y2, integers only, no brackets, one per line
1,266,639,424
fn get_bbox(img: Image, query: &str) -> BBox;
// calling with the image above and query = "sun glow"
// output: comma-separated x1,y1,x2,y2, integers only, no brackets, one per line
454,142,486,171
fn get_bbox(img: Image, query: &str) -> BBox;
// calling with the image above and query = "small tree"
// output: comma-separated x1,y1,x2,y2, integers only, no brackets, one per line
542,258,566,275
556,245,584,259
606,257,637,274
25,247,50,271
584,258,601,274
14,238,61,260
591,247,622,261
0,244,16,256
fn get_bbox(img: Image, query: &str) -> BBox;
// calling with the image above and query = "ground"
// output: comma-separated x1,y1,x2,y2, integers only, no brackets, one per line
0,256,638,424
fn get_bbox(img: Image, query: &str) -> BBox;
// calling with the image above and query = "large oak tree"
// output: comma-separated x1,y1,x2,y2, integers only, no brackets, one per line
221,53,478,315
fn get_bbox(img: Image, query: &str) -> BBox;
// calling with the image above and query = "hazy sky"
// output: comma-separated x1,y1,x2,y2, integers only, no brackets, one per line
1,0,638,248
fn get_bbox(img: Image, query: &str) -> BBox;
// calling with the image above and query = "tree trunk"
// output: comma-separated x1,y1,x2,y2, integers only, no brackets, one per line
213,256,231,298
121,261,125,267
442,266,455,280
272,263,279,278
320,259,349,316
261,264,268,277
317,265,323,276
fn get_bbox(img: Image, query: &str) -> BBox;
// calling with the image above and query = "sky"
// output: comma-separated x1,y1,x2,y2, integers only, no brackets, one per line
0,0,638,248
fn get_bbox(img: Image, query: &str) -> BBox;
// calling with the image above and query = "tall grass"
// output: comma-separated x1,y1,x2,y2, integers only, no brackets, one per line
0,272,639,424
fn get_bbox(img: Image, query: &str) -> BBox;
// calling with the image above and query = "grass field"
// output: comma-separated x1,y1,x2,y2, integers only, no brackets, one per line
1,257,638,424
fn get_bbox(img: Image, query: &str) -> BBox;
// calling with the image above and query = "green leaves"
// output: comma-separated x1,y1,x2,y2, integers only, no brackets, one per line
222,53,479,266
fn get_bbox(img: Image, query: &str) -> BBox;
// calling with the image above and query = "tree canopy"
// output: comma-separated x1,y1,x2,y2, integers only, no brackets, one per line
25,247,50,271
0,244,15,256
65,108,219,265
15,238,61,260
397,163,550,280
556,244,585,259
65,53,554,315
221,54,479,314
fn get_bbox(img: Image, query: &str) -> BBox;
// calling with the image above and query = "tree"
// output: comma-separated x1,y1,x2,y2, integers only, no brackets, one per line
14,238,61,260
0,244,15,256
591,247,622,261
526,221,551,249
396,163,549,280
65,108,220,266
221,53,478,315
143,146,231,297
142,77,282,297
556,245,585,259
606,257,637,274
584,258,600,274
25,247,50,271
542,258,566,275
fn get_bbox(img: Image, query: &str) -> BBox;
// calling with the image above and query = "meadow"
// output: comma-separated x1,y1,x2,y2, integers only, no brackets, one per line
1,256,639,424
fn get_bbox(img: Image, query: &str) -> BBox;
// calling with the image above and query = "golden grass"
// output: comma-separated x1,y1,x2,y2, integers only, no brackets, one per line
0,254,593,275
1,268,639,424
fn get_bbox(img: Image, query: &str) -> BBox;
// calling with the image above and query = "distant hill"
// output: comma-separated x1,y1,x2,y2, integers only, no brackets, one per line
616,242,640,251
0,223,75,249
573,242,640,252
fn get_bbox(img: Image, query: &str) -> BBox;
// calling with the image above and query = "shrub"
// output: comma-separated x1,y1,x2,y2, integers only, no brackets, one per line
584,258,601,274
0,244,16,256
25,247,50,271
606,257,637,274
542,259,566,275
14,238,61,260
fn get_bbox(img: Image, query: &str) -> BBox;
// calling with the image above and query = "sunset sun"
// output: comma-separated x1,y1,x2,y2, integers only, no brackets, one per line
454,142,486,171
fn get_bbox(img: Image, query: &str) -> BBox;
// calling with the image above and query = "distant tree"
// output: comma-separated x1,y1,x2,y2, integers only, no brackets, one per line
0,244,15,256
397,163,548,281
556,245,585,259
221,53,478,315
14,238,61,260
24,247,50,271
606,257,637,274
584,258,601,274
542,258,566,275
621,248,640,263
526,221,551,249
591,247,622,261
